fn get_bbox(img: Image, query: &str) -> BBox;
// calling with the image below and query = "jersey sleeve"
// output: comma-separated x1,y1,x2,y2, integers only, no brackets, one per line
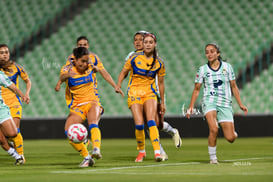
92,54,104,70
0,72,13,88
228,63,236,81
157,59,166,77
60,64,71,76
16,64,29,81
124,57,132,70
195,66,204,83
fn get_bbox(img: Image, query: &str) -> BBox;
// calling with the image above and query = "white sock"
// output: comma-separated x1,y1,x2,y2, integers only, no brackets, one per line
154,150,161,155
208,146,217,161
234,131,238,138
139,149,145,153
7,147,21,160
159,142,166,155
85,154,91,159
162,122,176,136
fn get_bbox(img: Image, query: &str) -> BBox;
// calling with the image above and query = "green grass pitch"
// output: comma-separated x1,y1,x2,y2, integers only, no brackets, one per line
0,137,272,182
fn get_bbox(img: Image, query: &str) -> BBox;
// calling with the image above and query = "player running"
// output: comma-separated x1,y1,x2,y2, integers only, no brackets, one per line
0,44,31,163
0,61,27,165
186,43,248,164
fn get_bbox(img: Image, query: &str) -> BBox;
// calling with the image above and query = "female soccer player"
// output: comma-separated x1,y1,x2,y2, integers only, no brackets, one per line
61,47,123,167
125,31,182,160
116,33,165,162
0,64,27,165
186,43,248,164
55,36,111,91
0,44,31,163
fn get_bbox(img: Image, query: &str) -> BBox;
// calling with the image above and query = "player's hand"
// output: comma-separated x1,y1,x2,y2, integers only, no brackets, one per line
159,103,166,115
24,93,30,104
115,87,124,98
186,107,193,119
55,83,61,92
21,95,28,104
240,105,248,115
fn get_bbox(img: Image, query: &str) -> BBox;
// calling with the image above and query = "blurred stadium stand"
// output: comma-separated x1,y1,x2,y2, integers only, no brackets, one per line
0,0,272,119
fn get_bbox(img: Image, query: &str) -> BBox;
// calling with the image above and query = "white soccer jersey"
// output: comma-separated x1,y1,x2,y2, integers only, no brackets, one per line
124,51,135,61
195,61,236,107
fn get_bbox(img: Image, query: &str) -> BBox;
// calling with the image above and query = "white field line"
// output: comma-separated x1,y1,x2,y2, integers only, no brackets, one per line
50,157,273,175
51,162,200,174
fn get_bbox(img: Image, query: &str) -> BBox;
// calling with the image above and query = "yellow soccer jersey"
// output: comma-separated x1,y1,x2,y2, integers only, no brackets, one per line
60,62,100,108
65,52,104,86
1,62,29,107
124,51,165,97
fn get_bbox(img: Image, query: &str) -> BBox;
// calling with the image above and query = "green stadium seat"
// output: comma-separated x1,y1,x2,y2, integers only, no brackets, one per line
8,0,272,117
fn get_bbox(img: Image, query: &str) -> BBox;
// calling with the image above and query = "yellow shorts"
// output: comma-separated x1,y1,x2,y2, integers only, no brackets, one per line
127,94,157,108
70,101,103,121
9,105,22,119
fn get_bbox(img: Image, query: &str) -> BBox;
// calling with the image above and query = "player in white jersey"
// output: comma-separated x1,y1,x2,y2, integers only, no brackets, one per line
0,69,27,165
186,43,248,164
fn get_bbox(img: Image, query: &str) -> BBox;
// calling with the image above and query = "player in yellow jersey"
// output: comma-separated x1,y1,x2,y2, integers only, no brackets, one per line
61,47,123,167
0,44,31,163
55,36,105,91
116,33,165,162
124,31,182,161
0,58,28,165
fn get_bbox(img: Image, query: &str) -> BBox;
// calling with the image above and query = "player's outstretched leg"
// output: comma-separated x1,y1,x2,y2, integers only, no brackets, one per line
162,122,182,148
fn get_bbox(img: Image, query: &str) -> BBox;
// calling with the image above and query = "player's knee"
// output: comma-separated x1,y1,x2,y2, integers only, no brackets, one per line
209,127,218,136
8,132,17,138
225,135,236,143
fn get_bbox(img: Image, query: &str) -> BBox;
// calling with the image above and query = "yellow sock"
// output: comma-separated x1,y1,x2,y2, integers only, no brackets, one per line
147,120,160,151
68,140,89,158
135,125,145,150
9,131,24,155
90,124,101,149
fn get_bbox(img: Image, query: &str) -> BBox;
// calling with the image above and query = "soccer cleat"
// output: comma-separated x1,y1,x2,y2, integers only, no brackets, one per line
160,153,168,161
22,155,26,164
154,153,163,162
210,159,218,164
172,128,182,148
79,158,95,167
91,147,102,160
135,152,146,162
14,157,24,165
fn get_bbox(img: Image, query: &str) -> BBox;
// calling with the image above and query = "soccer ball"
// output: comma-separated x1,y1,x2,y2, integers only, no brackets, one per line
67,124,88,143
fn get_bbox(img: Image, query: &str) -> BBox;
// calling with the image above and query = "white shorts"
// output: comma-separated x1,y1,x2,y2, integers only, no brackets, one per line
0,104,12,124
202,103,234,123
